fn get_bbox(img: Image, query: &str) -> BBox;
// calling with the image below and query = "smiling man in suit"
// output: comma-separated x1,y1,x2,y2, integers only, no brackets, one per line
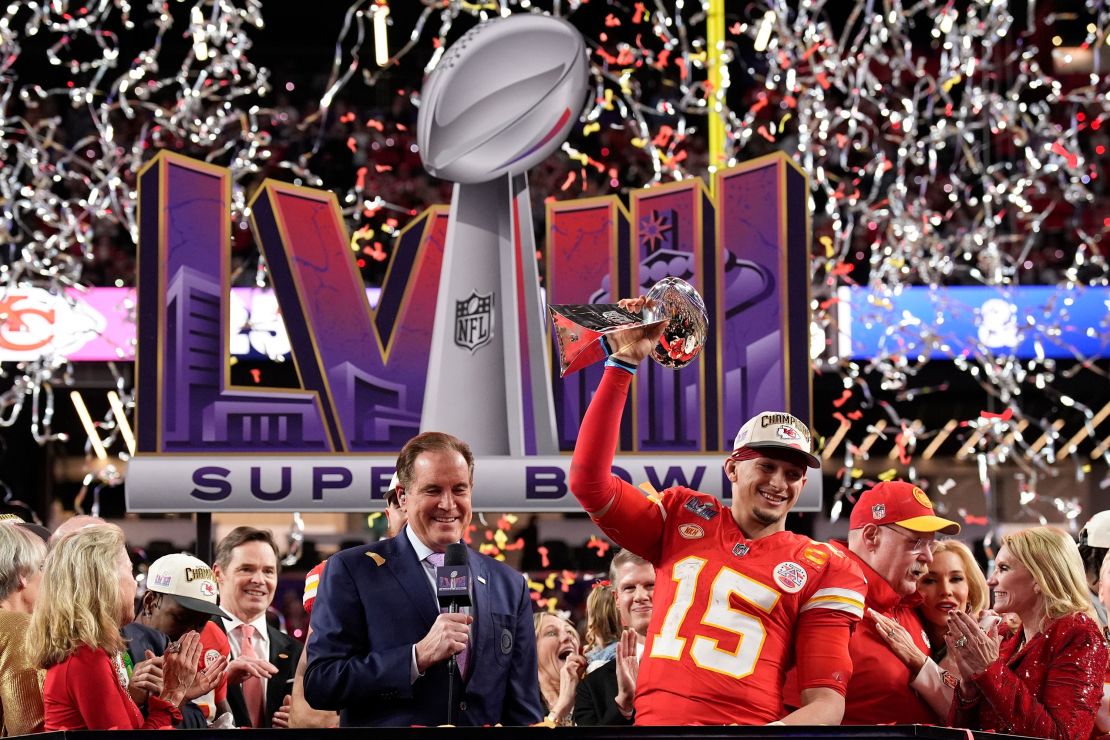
212,527,302,728
304,432,542,726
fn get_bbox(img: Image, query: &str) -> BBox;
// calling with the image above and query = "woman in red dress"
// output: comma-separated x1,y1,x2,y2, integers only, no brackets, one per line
28,523,203,730
946,526,1108,739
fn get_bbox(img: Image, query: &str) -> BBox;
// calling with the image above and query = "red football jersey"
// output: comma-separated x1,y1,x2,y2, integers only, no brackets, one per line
194,620,231,719
630,488,866,726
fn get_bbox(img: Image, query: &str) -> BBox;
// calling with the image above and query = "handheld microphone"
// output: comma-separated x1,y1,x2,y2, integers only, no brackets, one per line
436,543,472,611
436,543,471,724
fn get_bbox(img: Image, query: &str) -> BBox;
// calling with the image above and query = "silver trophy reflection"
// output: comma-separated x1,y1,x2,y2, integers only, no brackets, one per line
416,14,589,455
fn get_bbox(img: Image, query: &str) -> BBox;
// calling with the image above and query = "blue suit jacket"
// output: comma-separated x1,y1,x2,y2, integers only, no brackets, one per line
303,529,542,727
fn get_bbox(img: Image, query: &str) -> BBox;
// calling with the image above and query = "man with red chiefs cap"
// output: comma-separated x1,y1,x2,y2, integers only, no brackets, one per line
568,314,866,726
838,480,961,724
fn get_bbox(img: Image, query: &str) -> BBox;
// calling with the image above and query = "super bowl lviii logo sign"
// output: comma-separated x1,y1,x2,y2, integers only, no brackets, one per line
126,15,814,512
126,148,816,512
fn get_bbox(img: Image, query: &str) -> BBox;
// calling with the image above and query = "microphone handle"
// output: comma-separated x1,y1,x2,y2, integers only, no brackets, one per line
447,600,460,724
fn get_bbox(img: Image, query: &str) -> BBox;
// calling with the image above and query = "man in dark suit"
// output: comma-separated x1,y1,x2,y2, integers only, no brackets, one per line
304,432,543,726
574,549,654,726
212,526,302,728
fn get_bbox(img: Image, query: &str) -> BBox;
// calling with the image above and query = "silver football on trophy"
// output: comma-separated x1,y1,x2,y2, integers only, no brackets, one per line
643,277,708,369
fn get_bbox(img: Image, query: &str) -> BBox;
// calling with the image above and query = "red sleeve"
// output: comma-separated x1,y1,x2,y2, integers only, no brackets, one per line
568,366,665,562
200,621,230,703
794,614,855,696
795,549,866,695
959,616,1108,738
67,647,180,730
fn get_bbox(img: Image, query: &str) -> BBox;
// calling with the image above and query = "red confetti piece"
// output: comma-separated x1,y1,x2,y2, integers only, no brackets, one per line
374,164,393,173
832,389,852,408
538,546,550,568
365,119,384,131
963,515,988,526
346,137,357,153
340,112,356,123
560,171,576,191
847,410,863,420
979,408,1013,421
633,2,647,23
604,13,620,27
1050,142,1079,169
587,535,610,557
830,261,855,276
355,166,367,191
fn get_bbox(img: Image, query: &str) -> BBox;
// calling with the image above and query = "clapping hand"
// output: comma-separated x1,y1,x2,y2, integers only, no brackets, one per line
945,609,1001,680
160,631,203,705
128,652,164,707
613,628,640,717
185,652,229,701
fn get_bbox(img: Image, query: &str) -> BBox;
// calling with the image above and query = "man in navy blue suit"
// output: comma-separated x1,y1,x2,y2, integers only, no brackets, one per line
304,432,543,727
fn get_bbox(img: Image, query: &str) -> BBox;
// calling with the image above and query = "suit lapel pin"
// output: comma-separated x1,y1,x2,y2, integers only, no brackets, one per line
477,575,487,585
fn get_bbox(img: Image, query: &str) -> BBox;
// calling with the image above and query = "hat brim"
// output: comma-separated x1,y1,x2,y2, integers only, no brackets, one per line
739,442,822,469
897,514,961,536
162,592,231,620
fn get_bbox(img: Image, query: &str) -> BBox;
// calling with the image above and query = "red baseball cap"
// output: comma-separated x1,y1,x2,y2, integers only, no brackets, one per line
849,481,961,535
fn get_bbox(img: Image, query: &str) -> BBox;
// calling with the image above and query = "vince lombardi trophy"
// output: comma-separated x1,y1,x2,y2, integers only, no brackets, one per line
416,14,589,455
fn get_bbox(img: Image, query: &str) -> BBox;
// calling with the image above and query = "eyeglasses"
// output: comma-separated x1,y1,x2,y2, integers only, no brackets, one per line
883,526,938,554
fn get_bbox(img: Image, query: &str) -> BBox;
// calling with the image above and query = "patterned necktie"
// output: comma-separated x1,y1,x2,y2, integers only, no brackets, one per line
427,551,470,678
237,623,265,727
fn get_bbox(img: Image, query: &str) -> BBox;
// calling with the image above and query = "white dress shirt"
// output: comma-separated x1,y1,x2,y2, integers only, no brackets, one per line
222,613,272,703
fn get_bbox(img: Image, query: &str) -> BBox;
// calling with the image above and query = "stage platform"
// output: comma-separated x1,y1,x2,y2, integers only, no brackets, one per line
29,726,1032,739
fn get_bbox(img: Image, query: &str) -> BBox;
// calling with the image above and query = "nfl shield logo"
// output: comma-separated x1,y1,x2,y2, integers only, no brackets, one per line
732,543,750,558
454,291,494,352
872,503,886,520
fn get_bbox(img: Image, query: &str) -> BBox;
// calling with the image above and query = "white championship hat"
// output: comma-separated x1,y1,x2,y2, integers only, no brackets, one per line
146,553,230,619
731,411,820,469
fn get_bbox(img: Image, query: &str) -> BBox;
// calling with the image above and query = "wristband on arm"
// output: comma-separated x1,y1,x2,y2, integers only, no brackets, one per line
600,336,638,374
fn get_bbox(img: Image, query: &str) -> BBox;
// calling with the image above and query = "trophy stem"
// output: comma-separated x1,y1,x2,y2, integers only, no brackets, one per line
421,174,557,455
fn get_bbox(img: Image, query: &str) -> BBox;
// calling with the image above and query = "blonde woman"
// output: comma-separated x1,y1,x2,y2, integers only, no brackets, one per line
28,524,202,730
534,613,586,726
583,582,621,669
870,539,989,716
946,526,1108,739
0,522,48,734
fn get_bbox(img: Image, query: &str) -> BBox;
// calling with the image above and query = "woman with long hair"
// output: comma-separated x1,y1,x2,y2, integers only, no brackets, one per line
583,582,621,668
28,524,203,730
946,526,1108,739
